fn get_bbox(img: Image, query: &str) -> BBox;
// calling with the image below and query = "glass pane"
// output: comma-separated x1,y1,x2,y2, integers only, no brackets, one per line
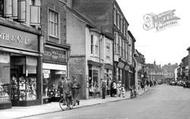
26,57,37,100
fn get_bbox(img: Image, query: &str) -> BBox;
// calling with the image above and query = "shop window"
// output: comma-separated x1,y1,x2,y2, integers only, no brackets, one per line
25,56,37,101
42,69,66,101
10,56,37,102
0,52,11,104
89,69,99,97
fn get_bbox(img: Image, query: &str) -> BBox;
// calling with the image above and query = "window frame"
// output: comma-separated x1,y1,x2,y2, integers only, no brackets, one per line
48,9,59,38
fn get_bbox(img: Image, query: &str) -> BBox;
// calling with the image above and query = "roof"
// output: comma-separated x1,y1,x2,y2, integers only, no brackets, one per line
66,5,96,28
128,30,136,42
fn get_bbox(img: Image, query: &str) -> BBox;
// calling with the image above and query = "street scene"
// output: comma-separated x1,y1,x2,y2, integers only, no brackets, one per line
0,0,190,119
20,85,190,119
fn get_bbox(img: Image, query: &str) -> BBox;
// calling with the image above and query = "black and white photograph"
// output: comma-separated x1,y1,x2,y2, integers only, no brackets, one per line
0,0,189,119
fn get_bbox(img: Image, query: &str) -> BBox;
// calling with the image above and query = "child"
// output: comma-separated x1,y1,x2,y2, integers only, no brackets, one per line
120,86,125,98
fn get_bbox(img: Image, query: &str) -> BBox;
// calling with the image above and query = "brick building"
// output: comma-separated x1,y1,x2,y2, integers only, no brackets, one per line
41,0,70,103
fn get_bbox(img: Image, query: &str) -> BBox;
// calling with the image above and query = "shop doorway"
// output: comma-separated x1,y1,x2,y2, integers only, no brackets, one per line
10,55,25,106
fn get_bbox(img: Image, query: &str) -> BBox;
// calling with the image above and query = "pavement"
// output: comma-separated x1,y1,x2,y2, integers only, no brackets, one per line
0,88,149,119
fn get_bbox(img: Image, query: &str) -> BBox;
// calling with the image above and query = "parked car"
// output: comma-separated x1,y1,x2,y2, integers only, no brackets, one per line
169,81,177,86
177,80,185,86
183,81,190,88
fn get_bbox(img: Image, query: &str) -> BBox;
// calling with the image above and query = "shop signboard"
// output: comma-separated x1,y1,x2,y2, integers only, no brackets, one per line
0,25,38,52
43,46,67,65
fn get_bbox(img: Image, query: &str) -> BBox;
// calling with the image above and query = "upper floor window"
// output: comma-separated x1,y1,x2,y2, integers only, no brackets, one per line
30,0,40,25
0,0,13,18
0,0,40,26
91,35,94,54
106,42,111,60
120,16,123,32
90,34,99,56
0,0,4,17
31,0,35,5
49,9,58,37
95,39,99,56
117,12,120,29
113,8,116,25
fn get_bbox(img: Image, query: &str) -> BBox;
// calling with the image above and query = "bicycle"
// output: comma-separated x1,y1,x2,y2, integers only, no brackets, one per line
59,94,74,111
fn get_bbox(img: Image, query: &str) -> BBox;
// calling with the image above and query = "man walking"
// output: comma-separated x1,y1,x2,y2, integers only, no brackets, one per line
72,76,81,105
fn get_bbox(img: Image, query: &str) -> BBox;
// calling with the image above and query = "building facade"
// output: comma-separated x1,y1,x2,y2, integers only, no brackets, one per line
127,31,136,90
66,5,113,99
134,50,145,90
146,62,164,83
41,0,70,103
0,0,41,109
72,0,136,91
177,56,188,81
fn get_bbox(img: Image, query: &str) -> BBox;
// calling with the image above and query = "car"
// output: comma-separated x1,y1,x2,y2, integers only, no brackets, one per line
183,81,190,88
169,81,177,86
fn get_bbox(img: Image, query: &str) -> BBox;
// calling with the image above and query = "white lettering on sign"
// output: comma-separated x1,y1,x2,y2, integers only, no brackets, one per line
0,32,30,45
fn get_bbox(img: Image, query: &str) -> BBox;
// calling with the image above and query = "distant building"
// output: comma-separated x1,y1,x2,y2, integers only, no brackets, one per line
146,61,164,82
162,63,178,80
134,50,145,90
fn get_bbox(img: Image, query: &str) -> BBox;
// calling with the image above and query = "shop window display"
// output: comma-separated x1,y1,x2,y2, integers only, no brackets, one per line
89,69,100,97
43,69,65,102
11,56,37,103
0,52,11,105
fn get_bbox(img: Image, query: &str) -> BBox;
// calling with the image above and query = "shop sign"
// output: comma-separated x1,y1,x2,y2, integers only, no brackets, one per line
117,61,125,69
0,25,38,52
117,58,126,69
43,46,67,64
43,70,50,78
124,65,129,71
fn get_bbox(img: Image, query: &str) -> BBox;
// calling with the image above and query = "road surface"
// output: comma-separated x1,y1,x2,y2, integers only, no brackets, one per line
21,85,190,119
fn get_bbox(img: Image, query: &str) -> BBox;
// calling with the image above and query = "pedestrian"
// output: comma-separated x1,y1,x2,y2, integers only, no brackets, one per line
72,76,81,105
117,81,122,97
111,80,117,97
107,77,112,96
101,79,107,99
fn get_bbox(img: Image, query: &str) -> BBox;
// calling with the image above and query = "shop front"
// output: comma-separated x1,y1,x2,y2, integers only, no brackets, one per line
104,64,113,96
0,25,41,108
88,60,102,98
114,58,131,91
42,45,68,103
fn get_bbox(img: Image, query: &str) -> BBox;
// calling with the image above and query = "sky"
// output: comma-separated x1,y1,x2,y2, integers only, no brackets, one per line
117,0,190,65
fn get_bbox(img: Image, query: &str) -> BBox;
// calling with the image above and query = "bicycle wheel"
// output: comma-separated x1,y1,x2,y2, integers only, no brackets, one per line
59,98,66,111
